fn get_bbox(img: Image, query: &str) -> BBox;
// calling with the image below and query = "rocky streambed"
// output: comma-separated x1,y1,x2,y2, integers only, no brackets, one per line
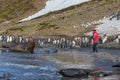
0,47,120,80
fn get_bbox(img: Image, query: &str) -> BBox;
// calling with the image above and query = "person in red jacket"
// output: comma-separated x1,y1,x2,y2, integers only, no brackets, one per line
92,29,99,52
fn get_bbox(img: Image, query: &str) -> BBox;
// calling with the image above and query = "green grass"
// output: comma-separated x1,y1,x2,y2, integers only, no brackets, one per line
8,24,36,31
38,19,57,30
35,1,90,19
0,0,34,21
8,27,23,31
97,0,117,7
0,8,14,20
1,0,119,37
20,24,36,30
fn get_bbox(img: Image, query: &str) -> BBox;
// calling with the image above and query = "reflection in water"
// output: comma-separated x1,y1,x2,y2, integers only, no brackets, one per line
54,50,93,66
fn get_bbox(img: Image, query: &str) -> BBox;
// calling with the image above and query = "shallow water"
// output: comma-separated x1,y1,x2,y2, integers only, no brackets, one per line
0,47,120,80
0,50,61,80
78,48,120,70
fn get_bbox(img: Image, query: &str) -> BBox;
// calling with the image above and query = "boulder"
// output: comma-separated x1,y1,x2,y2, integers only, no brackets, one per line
0,71,13,79
2,41,35,53
9,44,27,52
58,68,91,78
112,64,120,67
90,71,113,77
58,68,114,78
0,48,10,53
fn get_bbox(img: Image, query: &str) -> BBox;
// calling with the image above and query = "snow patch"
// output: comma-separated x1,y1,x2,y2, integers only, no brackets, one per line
20,0,90,22
85,13,120,36
96,19,120,36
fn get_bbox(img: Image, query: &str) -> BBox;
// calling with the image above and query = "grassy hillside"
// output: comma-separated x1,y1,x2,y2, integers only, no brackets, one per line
0,0,120,38
0,0,46,22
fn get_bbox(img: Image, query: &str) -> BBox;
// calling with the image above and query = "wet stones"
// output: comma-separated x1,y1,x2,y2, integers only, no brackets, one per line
112,64,120,67
41,47,58,54
58,68,91,78
0,48,10,53
90,71,113,77
58,68,114,79
0,71,13,80
1,39,35,53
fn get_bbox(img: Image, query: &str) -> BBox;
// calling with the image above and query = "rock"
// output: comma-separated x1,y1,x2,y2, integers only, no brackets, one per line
0,71,13,79
2,42,35,54
58,68,114,78
112,64,120,67
58,68,91,78
43,47,57,54
90,71,113,77
10,44,27,52
0,48,10,53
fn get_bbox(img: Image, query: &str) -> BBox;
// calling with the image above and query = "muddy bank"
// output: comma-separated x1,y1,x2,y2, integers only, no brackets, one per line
98,43,120,49
38,47,120,70
46,48,120,79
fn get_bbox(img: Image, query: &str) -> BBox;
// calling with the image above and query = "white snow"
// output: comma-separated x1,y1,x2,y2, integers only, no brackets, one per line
20,0,90,22
85,16,120,36
19,0,120,36
96,18,120,36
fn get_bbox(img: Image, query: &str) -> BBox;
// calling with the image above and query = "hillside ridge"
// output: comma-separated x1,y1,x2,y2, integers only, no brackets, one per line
0,0,120,37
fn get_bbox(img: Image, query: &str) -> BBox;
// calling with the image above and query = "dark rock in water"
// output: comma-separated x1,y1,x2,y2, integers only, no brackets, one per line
43,47,58,54
61,77,85,80
2,41,35,54
10,44,27,52
49,48,58,53
58,68,114,78
1,45,10,48
112,64,120,67
90,71,113,77
0,48,10,53
0,71,13,79
58,68,91,78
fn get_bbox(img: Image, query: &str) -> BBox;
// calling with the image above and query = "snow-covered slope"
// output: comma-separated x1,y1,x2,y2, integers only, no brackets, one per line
96,18,120,36
20,0,90,22
19,0,120,36
85,12,120,36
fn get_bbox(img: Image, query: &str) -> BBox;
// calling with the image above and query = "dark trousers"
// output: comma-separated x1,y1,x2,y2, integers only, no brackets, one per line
93,42,98,52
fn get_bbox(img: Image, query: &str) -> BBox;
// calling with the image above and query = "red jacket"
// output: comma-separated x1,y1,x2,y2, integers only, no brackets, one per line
93,30,99,43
